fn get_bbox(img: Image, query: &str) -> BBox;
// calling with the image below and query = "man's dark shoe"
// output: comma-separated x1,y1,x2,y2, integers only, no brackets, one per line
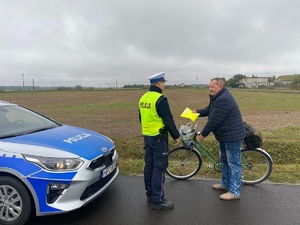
147,197,151,203
151,200,174,210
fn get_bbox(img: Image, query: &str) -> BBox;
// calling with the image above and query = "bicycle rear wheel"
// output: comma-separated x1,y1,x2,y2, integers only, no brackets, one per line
241,148,273,185
166,146,202,180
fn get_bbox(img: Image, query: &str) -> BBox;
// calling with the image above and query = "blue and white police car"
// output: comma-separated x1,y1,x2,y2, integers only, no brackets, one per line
0,100,119,225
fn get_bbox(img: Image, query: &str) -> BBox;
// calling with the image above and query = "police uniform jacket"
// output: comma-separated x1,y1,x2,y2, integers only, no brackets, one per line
196,87,245,142
139,86,180,140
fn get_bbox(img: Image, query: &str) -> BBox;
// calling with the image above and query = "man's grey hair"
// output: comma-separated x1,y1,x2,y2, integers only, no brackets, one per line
211,77,225,87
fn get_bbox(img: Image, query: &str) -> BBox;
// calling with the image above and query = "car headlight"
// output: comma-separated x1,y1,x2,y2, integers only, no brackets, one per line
23,154,83,171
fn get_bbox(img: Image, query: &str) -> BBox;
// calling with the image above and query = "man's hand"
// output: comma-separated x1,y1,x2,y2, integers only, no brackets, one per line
173,139,180,145
199,134,205,142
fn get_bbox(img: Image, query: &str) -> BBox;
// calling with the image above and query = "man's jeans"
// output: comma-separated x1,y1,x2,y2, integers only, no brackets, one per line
219,141,242,196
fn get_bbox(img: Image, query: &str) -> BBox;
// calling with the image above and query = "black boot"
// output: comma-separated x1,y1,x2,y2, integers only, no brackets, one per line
151,199,174,210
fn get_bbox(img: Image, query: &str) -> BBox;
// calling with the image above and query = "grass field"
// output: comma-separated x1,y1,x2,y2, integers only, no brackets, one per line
1,88,300,184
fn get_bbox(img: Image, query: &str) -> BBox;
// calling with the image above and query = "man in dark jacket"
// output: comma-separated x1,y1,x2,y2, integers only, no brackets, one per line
139,72,180,209
193,77,245,200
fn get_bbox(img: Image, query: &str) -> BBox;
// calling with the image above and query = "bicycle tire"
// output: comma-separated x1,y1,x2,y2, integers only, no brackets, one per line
241,148,273,185
166,146,202,180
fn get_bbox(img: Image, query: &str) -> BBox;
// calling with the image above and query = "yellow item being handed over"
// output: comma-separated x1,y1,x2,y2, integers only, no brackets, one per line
180,107,200,122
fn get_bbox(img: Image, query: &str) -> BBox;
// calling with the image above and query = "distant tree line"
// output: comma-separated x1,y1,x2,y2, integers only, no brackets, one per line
123,84,145,88
3,74,299,92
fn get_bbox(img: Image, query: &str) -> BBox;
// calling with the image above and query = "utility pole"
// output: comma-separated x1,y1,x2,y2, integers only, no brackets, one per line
22,74,25,91
32,79,35,91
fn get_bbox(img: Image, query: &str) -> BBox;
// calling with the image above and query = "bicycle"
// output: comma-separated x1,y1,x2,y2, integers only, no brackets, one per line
166,122,273,185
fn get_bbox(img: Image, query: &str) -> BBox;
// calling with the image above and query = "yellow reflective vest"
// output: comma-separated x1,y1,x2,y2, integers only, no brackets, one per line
139,91,165,136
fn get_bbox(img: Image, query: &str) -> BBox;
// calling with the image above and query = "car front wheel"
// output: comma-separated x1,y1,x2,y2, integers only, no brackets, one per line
0,176,32,225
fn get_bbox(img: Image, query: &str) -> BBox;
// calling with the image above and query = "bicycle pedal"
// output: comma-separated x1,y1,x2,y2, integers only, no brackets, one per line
207,164,213,169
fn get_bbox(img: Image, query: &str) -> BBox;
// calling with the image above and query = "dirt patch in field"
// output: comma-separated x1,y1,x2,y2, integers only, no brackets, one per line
1,89,300,138
242,110,300,132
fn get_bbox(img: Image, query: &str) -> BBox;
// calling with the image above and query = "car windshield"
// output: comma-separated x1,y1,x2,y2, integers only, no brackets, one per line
0,105,60,139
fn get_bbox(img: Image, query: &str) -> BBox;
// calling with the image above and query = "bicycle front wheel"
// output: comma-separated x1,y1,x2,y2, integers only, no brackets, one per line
166,146,202,180
241,148,273,185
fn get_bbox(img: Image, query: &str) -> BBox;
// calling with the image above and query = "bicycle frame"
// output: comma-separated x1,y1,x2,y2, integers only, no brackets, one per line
182,133,222,171
180,123,269,172
168,123,273,183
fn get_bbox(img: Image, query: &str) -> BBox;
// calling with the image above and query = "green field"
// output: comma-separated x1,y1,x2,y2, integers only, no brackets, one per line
1,88,300,184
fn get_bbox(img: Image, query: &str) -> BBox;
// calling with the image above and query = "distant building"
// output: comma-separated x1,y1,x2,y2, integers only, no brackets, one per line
239,76,272,88
274,75,298,86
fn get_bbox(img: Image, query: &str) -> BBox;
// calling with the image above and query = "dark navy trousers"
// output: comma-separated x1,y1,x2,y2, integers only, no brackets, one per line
143,135,169,204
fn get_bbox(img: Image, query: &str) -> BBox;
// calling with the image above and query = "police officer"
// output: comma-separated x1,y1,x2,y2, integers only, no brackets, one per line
139,72,180,210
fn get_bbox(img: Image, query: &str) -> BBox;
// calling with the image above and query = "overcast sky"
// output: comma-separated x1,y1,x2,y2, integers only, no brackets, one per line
1,0,300,87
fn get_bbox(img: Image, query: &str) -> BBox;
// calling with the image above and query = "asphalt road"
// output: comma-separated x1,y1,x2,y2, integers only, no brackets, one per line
27,175,300,225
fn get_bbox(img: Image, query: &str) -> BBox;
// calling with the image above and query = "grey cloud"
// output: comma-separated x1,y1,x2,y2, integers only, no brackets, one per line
1,0,300,87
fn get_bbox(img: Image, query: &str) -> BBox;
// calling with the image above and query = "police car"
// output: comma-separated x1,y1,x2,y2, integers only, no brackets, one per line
0,100,119,225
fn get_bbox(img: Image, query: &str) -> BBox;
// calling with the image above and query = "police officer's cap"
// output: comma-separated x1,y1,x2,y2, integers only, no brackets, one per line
148,72,166,84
